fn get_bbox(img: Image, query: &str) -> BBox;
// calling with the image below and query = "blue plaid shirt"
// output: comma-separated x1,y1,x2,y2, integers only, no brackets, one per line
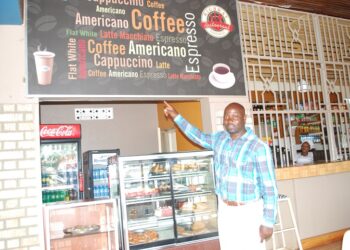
174,115,278,227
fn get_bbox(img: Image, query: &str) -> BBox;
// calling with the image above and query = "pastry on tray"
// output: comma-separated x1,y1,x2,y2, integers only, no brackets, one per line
63,224,100,235
177,221,207,236
154,206,173,217
191,221,206,232
177,222,193,236
128,229,159,245
180,202,208,213
150,164,167,175
172,163,199,172
180,202,196,212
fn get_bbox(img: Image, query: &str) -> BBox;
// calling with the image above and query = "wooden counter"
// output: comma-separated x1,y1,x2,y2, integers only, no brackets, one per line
164,161,350,250
276,160,350,249
276,161,350,180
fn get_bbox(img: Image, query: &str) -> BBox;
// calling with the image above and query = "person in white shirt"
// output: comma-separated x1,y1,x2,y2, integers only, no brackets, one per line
295,141,314,165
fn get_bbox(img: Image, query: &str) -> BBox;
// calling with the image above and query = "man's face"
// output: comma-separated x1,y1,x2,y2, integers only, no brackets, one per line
223,105,246,134
301,143,310,154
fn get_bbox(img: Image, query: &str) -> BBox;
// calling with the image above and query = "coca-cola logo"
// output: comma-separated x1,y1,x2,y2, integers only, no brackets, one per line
40,124,81,139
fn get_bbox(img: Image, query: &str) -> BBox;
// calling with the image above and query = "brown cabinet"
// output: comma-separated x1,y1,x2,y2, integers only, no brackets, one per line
43,199,119,250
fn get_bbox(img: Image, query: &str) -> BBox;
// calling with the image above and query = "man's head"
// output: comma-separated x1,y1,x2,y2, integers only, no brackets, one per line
301,141,311,155
223,103,246,139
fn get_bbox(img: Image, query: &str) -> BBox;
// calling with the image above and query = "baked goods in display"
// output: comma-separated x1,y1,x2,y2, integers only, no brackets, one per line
177,225,186,235
191,221,206,232
158,183,171,193
125,186,159,199
128,229,159,245
150,164,167,175
177,222,193,236
154,206,172,217
172,163,199,172
180,202,196,212
172,164,183,172
193,202,208,211
180,202,208,212
129,208,137,219
63,224,100,235
188,184,197,192
177,221,207,236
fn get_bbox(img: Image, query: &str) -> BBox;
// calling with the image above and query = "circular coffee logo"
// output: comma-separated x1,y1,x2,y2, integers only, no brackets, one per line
200,5,233,38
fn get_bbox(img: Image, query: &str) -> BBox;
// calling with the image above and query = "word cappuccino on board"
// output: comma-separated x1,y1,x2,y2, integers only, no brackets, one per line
88,0,144,7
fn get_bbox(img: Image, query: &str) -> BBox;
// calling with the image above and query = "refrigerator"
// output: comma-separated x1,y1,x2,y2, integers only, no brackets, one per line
83,149,120,200
40,124,83,203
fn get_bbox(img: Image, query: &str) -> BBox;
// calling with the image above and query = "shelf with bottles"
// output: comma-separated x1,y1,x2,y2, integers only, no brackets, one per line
118,151,218,250
42,187,78,203
41,163,82,204
292,113,324,144
295,124,322,135
43,199,119,250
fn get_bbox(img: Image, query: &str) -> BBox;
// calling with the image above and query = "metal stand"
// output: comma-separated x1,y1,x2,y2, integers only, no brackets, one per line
271,194,303,250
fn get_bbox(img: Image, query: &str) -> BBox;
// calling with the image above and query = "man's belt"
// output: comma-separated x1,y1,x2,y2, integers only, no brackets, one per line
223,200,246,206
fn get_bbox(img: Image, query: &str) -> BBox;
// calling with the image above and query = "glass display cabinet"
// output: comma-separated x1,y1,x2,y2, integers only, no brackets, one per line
118,150,218,250
43,199,119,250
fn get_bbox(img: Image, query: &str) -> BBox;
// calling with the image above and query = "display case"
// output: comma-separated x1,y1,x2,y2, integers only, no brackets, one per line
118,151,218,250
43,199,119,250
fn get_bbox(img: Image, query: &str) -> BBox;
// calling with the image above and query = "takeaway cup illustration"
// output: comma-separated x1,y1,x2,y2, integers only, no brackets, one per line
33,50,55,85
209,63,236,89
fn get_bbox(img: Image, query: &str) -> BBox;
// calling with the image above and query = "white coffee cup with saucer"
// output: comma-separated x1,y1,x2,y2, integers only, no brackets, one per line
209,63,235,89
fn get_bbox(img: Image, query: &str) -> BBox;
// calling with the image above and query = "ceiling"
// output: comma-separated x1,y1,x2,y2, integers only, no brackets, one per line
0,0,348,24
241,0,350,20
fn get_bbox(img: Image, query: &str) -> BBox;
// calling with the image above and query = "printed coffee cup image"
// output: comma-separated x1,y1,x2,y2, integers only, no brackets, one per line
209,63,235,89
33,51,55,85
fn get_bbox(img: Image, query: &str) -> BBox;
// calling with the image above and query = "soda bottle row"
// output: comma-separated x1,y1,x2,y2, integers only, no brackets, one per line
66,170,78,185
42,171,78,187
42,189,78,203
41,173,50,187
93,184,110,199
93,168,109,182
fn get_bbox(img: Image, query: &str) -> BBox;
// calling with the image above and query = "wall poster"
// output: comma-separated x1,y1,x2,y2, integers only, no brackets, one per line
27,0,245,96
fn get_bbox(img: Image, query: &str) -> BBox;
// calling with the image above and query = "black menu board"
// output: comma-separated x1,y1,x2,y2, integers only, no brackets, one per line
27,0,245,96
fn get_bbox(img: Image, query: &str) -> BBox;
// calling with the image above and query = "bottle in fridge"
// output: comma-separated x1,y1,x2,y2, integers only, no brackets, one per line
40,124,83,203
83,149,120,200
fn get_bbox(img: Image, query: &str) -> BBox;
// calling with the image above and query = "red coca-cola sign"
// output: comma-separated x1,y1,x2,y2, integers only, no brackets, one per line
40,124,81,139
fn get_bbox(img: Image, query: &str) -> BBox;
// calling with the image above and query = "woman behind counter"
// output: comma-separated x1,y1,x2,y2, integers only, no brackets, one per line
295,141,314,165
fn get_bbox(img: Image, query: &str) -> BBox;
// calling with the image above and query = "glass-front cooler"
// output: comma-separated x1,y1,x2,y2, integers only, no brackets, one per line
40,124,83,203
118,151,218,250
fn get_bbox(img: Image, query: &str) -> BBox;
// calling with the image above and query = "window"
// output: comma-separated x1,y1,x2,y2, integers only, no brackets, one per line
239,2,350,167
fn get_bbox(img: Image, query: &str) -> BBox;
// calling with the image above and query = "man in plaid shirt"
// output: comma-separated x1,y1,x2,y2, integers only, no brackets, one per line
164,101,278,250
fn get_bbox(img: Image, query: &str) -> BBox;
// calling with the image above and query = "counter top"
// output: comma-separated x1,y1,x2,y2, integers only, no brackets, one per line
276,160,350,180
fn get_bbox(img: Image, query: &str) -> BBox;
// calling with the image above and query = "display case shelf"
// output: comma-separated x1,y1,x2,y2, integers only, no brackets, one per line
126,195,172,205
